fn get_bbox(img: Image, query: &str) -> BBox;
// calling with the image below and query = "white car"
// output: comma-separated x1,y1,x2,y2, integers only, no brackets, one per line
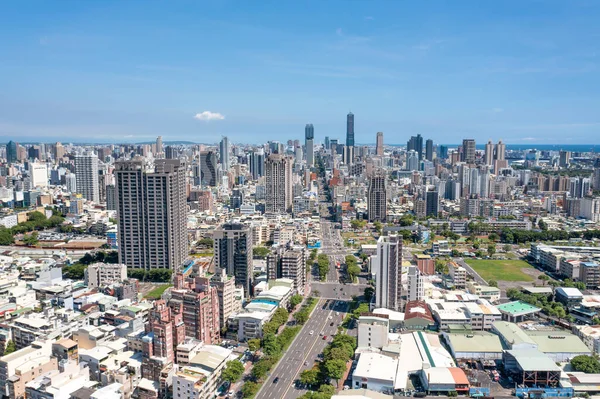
309,330,314,335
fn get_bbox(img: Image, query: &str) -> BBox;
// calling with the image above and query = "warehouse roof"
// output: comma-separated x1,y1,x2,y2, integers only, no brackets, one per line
492,321,536,347
505,349,560,372
555,287,584,298
496,300,541,316
445,331,504,354
526,330,590,354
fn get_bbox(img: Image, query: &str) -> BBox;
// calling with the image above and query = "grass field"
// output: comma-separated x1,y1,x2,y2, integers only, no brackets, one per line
465,259,535,282
144,284,172,300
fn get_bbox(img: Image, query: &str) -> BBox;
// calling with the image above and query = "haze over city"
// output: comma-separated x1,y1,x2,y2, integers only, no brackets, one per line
1,0,600,144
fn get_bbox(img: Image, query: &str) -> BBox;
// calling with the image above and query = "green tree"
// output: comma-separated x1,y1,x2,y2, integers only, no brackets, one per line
435,258,449,275
373,221,382,234
363,286,375,302
0,227,14,245
487,244,496,258
538,219,548,231
451,249,460,257
27,211,46,222
571,355,600,373
299,368,321,387
4,340,16,355
241,381,260,398
318,385,335,396
261,333,281,357
253,246,270,259
488,232,500,242
197,237,213,247
290,294,303,308
323,359,347,383
247,338,261,352
538,274,550,286
488,280,498,288
324,347,351,362
221,360,245,383
22,232,39,246
295,309,309,324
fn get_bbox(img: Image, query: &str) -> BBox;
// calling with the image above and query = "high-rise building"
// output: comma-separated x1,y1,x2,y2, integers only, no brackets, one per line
439,145,448,159
559,150,571,168
406,150,419,171
407,134,423,160
156,135,163,154
425,139,433,161
305,124,314,167
324,136,330,150
425,190,439,217
250,149,265,179
5,141,18,164
75,151,99,203
165,145,177,159
220,136,230,171
407,266,424,302
344,145,354,166
115,158,188,270
461,139,476,163
375,234,402,311
143,300,185,364
346,112,355,147
376,132,384,156
213,222,253,296
495,140,506,161
29,163,48,188
367,173,387,222
200,151,217,186
211,268,238,329
484,140,494,166
281,247,307,295
265,154,293,214
53,142,65,161
65,173,77,194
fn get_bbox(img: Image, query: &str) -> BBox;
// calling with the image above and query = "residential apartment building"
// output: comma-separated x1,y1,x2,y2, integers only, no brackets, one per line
374,234,402,312
84,263,128,289
213,222,253,296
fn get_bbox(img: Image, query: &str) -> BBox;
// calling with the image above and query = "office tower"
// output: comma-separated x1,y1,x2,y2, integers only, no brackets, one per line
115,158,188,270
375,234,402,311
250,149,265,179
407,266,424,302
346,112,355,147
29,163,48,188
462,139,476,163
230,188,244,209
495,140,506,161
211,268,238,329
220,136,230,171
305,124,314,167
344,145,354,166
265,154,293,214
200,151,217,186
407,134,423,160
295,146,303,166
559,150,571,168
213,222,253,296
65,173,77,193
376,132,384,156
425,190,439,217
53,142,65,161
480,170,490,198
324,136,330,150
570,177,590,199
425,139,433,161
367,172,387,222
468,168,480,196
155,136,163,157
406,150,419,171
165,145,177,159
484,140,494,166
75,151,99,203
5,141,18,164
439,145,448,159
106,185,116,210
170,278,220,344
281,248,307,295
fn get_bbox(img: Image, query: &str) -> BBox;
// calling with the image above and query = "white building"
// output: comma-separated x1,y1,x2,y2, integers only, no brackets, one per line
374,234,402,312
580,197,600,223
449,262,466,288
30,163,48,188
84,263,128,289
357,314,389,349
75,151,99,203
173,345,234,399
407,266,424,302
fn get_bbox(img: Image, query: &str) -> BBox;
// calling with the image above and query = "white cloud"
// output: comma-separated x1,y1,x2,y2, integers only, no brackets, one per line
492,107,504,113
194,111,225,121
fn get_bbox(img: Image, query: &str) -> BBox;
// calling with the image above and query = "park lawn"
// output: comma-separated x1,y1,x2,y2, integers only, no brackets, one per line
144,284,172,300
465,259,535,282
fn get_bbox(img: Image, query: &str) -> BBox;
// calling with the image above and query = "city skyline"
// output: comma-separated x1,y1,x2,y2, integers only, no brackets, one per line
1,1,600,144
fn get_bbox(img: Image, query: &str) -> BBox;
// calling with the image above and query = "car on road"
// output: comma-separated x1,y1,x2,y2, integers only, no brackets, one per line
330,322,334,326
323,335,327,340
309,330,314,335
273,377,279,383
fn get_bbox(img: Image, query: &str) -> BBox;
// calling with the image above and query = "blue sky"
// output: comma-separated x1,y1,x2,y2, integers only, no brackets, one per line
1,0,599,145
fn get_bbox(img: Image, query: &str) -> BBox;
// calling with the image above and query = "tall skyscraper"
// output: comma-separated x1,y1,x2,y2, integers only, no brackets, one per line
376,132,384,156
220,136,230,171
5,141,18,164
407,134,423,160
305,124,314,167
439,145,448,159
265,154,293,214
155,136,163,157
406,150,419,171
250,149,265,179
495,140,506,161
53,142,65,161
324,136,330,150
559,150,571,168
346,112,355,147
367,172,387,222
213,222,253,296
425,139,433,162
115,158,188,270
407,266,424,302
461,139,476,163
200,151,217,186
281,247,307,295
375,234,402,311
75,151,99,203
484,140,494,166
425,190,439,217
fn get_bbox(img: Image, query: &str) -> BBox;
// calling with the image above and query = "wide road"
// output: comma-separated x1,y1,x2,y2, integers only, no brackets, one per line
255,299,349,399
256,299,348,399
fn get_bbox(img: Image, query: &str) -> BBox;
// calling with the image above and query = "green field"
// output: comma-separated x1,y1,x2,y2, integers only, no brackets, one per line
144,284,172,299
465,259,535,282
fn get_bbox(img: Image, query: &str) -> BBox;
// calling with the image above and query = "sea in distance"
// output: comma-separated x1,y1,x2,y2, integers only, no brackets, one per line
390,144,600,152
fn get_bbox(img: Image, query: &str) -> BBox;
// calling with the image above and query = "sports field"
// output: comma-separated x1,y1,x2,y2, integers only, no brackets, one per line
465,259,534,282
